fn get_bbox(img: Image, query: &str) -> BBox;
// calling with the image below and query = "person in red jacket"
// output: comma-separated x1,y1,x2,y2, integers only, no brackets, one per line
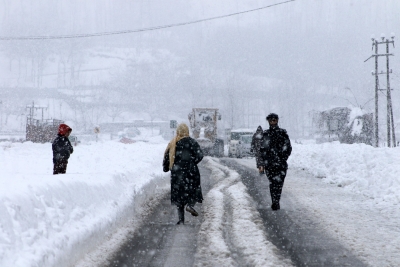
52,124,74,175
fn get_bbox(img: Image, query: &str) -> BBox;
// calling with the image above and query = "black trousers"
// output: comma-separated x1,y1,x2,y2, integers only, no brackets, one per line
265,168,287,205
177,204,185,222
53,160,68,175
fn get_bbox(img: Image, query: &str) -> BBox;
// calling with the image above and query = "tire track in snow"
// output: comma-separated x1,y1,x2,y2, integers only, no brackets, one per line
194,158,293,267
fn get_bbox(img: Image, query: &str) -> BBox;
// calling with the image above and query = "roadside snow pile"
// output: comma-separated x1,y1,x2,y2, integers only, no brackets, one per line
0,137,169,267
289,142,400,205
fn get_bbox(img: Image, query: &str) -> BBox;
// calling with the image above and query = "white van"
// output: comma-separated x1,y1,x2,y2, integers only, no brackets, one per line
228,129,254,158
237,134,253,157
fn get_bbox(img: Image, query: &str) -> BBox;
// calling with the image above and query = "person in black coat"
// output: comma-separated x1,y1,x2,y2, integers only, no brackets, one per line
259,113,292,210
251,125,264,173
52,123,74,175
163,123,204,224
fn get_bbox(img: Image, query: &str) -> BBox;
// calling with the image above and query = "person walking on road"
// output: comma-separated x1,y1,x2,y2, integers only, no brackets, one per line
163,123,204,224
52,124,74,175
251,125,264,174
259,113,292,210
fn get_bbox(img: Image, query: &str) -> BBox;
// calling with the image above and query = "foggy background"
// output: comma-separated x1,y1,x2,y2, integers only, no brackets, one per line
0,0,399,139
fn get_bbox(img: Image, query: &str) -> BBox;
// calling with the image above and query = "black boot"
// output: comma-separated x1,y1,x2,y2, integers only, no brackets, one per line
186,205,199,216
271,203,280,210
177,205,185,224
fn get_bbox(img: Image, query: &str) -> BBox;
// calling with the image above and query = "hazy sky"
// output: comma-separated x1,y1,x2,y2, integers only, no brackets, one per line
1,0,400,135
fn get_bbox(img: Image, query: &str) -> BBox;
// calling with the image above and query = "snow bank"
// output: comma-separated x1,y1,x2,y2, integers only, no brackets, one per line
0,137,168,267
288,142,400,205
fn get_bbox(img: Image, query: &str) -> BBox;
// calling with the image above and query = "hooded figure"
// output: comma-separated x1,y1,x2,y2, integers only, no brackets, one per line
251,125,264,169
163,123,204,224
52,124,73,175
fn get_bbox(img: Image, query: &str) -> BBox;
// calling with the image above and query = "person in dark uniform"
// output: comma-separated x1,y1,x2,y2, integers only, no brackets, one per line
259,113,292,210
251,125,264,174
52,124,74,175
163,123,204,224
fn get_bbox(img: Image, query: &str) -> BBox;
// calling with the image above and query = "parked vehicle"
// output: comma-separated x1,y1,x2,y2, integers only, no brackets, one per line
237,134,253,157
68,135,80,146
311,107,373,145
228,129,254,158
118,127,141,141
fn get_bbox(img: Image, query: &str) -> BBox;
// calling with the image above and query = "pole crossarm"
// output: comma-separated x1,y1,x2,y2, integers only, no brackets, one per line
372,71,392,75
375,53,394,57
374,40,395,45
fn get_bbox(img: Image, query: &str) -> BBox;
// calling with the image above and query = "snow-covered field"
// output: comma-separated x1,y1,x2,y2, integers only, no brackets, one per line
1,134,399,266
0,133,170,267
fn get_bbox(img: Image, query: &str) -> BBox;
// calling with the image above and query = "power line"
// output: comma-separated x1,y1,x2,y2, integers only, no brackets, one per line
0,0,295,40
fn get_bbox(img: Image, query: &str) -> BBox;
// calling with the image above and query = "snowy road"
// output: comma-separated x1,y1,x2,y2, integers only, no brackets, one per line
232,158,400,267
101,167,212,267
222,159,366,267
95,156,396,267
100,161,292,267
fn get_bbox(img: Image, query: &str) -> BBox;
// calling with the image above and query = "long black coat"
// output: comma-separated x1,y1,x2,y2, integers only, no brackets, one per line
251,126,264,167
52,134,73,164
260,126,292,172
163,137,204,206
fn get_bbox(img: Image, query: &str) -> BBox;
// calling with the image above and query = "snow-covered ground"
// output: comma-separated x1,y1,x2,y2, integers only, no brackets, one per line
1,134,399,266
0,131,170,267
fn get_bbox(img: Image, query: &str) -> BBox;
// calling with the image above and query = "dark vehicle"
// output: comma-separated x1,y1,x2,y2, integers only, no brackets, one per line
26,118,64,143
312,107,373,145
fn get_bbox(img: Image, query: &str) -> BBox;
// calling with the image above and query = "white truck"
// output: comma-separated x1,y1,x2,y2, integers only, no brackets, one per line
188,108,224,157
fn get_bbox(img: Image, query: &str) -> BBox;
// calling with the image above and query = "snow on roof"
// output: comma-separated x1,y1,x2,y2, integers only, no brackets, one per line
231,128,255,133
348,106,366,121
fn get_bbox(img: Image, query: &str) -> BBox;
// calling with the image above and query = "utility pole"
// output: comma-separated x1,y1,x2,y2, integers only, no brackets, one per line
386,38,396,147
364,33,396,147
374,40,379,147
26,101,48,123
